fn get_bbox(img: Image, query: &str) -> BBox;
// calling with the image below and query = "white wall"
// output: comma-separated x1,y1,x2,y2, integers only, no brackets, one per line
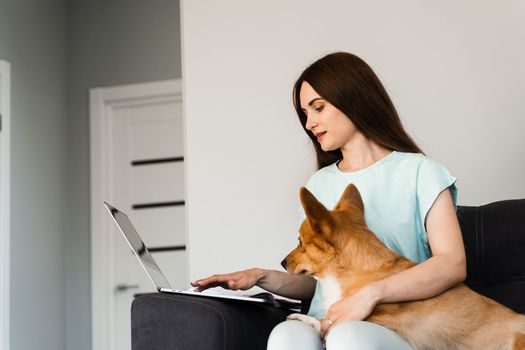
181,0,525,280
0,1,68,349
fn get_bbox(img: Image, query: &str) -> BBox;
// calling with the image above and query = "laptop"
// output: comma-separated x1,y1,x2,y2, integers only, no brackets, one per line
104,202,301,310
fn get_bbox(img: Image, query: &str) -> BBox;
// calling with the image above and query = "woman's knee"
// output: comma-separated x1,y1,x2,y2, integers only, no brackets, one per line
325,321,412,350
325,321,364,350
267,320,322,350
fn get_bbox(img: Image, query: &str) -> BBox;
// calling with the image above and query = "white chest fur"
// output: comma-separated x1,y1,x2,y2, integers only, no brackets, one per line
316,274,342,309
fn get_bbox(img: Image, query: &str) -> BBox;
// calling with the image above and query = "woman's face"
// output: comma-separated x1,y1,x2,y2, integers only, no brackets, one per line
299,81,358,152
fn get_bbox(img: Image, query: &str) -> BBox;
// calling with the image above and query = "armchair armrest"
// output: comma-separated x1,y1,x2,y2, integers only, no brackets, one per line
132,293,293,350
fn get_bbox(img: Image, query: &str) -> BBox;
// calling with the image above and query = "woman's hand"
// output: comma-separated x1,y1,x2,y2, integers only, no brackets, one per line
320,283,382,338
191,268,265,292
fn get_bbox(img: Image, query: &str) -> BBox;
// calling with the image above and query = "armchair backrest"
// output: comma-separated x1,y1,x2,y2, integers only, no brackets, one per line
457,199,525,314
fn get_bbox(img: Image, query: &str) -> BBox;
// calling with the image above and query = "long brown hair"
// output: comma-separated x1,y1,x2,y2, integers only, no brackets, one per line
293,52,423,169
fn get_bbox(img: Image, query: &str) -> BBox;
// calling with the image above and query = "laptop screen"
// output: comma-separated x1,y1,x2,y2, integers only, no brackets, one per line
104,202,171,291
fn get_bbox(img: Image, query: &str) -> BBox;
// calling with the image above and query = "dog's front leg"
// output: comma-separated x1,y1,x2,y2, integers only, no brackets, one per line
286,313,322,333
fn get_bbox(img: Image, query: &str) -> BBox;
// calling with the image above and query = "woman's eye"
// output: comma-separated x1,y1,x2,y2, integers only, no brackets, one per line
315,105,324,112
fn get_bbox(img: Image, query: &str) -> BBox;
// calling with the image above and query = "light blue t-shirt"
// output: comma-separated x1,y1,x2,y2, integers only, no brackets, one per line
299,151,457,319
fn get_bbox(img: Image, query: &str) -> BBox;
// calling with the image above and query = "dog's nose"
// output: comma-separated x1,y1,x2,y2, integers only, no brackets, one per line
280,258,287,270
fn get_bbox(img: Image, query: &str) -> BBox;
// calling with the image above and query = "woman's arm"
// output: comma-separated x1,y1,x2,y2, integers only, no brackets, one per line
371,188,466,303
322,189,466,336
192,268,316,300
258,269,317,300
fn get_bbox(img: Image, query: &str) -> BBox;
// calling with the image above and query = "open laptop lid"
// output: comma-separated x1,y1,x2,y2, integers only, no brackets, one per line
104,202,171,291
104,202,302,310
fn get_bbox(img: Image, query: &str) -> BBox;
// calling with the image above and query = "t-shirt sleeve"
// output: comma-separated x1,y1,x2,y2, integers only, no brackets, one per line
416,157,458,235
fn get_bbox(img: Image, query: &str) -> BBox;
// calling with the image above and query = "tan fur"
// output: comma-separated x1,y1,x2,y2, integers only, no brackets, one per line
514,333,525,350
283,184,525,350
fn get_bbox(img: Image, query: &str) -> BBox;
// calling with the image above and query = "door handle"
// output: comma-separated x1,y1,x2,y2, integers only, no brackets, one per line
115,283,140,292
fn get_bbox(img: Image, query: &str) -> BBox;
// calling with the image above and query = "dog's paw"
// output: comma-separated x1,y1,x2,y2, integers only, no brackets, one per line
286,313,303,321
286,313,321,333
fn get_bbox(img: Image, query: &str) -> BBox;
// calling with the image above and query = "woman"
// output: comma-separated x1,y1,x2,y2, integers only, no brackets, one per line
192,52,466,349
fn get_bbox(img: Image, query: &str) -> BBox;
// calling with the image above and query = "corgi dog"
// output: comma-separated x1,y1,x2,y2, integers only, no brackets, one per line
281,184,525,350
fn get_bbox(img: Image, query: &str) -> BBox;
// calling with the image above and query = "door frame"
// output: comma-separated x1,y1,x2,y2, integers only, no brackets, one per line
0,60,11,350
90,79,182,350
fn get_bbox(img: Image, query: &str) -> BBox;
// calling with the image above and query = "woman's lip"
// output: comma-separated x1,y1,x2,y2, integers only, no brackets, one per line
317,132,326,142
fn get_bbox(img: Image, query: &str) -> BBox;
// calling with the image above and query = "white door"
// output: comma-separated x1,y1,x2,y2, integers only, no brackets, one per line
90,80,187,350
0,60,11,350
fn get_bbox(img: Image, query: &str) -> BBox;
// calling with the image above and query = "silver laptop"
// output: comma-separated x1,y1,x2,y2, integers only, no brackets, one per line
104,202,301,309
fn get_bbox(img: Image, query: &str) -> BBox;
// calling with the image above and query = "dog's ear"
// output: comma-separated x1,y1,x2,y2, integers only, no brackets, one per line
300,187,334,237
334,184,365,216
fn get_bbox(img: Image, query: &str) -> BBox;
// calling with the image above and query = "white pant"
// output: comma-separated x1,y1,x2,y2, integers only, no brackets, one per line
267,320,413,350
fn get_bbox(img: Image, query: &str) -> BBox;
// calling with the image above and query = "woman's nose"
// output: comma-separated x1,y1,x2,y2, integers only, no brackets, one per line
305,115,317,131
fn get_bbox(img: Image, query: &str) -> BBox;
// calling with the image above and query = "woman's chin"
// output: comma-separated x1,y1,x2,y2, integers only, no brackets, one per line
320,144,336,152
